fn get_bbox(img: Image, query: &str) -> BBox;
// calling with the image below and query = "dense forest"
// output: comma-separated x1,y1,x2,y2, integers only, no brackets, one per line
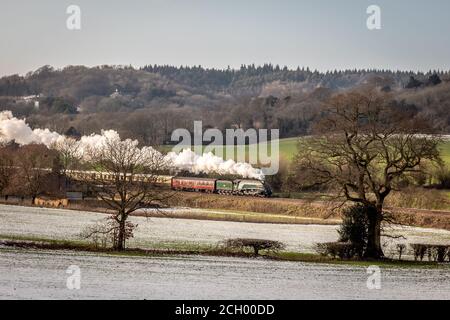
1,64,449,145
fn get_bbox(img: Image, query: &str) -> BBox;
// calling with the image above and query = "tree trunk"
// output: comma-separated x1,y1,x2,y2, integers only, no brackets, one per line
115,218,126,251
364,205,384,259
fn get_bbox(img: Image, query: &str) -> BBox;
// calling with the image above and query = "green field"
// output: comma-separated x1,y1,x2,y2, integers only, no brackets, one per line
161,138,450,165
160,137,298,162
277,138,450,164
441,140,450,164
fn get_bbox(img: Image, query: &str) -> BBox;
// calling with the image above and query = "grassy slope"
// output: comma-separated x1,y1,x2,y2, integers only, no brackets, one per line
278,138,450,164
161,138,450,164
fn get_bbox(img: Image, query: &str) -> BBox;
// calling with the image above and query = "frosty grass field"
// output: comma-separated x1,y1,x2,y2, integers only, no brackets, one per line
1,204,450,299
1,204,450,255
2,249,450,300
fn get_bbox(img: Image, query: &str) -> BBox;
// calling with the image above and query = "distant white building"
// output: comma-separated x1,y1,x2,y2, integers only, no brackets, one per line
21,95,39,101
16,94,41,109
110,89,121,99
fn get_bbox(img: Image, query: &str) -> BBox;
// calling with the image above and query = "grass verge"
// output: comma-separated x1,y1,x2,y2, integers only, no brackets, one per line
270,251,449,269
1,235,448,269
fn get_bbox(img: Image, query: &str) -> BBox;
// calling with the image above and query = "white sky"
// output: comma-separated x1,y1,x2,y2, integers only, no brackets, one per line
1,0,450,76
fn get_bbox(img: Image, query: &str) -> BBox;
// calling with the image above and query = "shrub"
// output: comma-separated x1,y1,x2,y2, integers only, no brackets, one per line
411,244,428,261
432,245,448,263
410,244,450,262
80,217,137,249
396,244,406,260
223,238,286,256
396,170,428,187
435,167,450,189
338,204,370,257
315,242,358,260
264,157,290,192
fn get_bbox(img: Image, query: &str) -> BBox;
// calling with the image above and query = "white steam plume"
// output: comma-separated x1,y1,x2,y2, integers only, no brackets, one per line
0,111,63,146
166,149,264,180
0,111,264,179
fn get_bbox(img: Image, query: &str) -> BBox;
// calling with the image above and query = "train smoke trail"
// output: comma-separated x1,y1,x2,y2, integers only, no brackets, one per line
0,111,63,146
0,111,264,179
166,149,264,180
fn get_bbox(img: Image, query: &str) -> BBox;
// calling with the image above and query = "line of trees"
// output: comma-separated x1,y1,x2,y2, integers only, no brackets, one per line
0,134,171,251
0,144,61,203
1,65,450,146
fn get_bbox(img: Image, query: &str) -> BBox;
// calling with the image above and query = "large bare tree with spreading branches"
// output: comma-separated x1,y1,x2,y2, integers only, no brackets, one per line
85,135,170,251
291,90,442,259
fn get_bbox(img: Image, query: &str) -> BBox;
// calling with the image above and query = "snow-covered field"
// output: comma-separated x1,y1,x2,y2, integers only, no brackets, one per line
1,249,449,300
1,204,450,255
1,204,450,300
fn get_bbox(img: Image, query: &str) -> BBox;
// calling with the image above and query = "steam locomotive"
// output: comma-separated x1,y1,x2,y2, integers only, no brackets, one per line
171,177,272,197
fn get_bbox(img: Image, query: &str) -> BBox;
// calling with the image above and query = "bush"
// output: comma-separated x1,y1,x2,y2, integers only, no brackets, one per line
315,242,359,260
396,244,407,260
223,238,285,256
80,217,137,249
435,167,450,189
264,157,290,192
338,204,370,257
411,244,427,261
410,244,450,262
315,204,373,260
396,170,428,187
432,245,449,262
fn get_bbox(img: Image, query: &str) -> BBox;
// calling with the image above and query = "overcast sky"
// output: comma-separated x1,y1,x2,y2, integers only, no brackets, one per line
1,0,450,76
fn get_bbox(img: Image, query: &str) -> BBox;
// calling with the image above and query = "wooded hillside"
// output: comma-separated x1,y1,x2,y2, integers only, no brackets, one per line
1,64,449,144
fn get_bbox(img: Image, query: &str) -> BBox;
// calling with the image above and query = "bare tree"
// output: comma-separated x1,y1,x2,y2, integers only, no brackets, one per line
86,136,170,251
14,144,58,203
291,90,442,259
0,145,14,197
51,137,81,175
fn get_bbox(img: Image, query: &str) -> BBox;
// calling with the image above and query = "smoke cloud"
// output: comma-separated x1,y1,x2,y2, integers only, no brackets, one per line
0,111,264,179
166,149,264,180
0,111,63,146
